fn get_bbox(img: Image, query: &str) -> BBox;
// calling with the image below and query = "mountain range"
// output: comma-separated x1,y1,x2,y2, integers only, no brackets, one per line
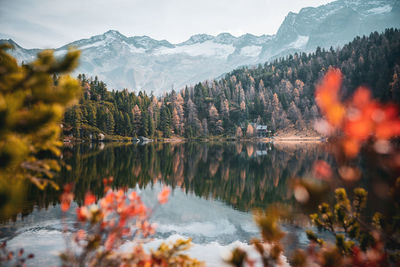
2,0,400,94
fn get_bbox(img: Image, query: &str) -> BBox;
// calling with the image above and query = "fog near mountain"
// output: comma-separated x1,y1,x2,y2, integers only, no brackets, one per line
2,0,400,94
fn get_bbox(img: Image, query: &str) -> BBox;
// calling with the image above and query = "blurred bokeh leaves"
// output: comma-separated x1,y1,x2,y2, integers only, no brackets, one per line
0,44,81,217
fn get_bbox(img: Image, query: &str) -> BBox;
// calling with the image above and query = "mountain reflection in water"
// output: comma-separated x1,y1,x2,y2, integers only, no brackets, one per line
0,141,329,266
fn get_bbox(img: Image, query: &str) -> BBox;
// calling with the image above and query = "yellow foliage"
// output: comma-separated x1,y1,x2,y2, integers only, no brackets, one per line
0,44,81,217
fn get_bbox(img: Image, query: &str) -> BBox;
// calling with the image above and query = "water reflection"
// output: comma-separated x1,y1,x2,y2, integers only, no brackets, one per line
0,141,331,266
10,141,329,221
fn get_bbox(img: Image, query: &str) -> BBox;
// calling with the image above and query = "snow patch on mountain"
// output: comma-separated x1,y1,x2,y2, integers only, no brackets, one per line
79,40,108,50
155,40,235,58
288,35,309,49
240,46,262,57
128,44,146,54
367,5,392,14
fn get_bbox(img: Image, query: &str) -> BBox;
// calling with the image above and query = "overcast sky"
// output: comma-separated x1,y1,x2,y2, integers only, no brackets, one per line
0,0,334,49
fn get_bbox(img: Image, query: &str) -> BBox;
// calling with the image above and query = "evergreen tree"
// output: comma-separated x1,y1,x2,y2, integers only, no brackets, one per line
132,104,142,137
160,106,172,138
61,29,400,139
105,111,115,135
186,99,201,137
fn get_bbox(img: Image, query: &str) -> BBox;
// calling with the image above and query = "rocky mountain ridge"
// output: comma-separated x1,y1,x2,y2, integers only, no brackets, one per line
2,0,399,94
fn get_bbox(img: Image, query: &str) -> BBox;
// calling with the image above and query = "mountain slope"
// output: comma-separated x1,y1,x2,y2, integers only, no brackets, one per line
61,29,400,140
2,0,399,94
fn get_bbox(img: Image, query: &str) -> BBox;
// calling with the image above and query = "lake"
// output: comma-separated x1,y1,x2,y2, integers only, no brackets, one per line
0,141,329,266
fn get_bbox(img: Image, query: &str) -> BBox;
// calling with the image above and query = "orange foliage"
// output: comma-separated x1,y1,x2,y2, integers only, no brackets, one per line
315,68,345,127
59,180,200,266
313,160,332,180
84,192,96,206
60,184,73,212
316,68,400,157
60,179,160,247
158,186,171,204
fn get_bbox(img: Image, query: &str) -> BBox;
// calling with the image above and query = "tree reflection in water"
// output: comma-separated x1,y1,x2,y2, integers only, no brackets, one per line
8,141,329,222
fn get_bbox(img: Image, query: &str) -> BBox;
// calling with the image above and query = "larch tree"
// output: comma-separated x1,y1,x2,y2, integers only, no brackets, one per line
208,104,223,135
246,124,254,138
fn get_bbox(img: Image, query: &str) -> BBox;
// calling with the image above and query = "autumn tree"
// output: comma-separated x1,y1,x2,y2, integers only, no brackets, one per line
246,124,254,138
235,126,243,139
288,101,304,129
208,104,223,135
58,29,400,139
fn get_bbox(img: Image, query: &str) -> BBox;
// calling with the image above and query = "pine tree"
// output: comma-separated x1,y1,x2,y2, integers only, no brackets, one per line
140,110,149,136
148,114,155,137
186,99,201,137
87,104,97,127
132,104,142,137
172,108,180,135
160,106,172,138
123,113,132,136
73,107,83,137
202,118,208,136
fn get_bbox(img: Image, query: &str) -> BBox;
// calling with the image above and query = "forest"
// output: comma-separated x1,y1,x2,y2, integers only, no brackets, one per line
62,28,400,139
2,21,400,265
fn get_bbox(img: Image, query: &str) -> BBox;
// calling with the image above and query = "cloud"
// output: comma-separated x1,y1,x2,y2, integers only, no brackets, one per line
0,0,334,48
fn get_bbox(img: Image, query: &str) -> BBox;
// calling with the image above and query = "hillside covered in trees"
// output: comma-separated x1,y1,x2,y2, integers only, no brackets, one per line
63,28,400,139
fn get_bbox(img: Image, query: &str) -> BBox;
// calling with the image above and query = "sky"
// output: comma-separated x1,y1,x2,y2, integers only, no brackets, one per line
0,0,334,49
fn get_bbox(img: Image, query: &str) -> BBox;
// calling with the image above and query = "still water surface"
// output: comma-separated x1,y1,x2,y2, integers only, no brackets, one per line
0,141,328,266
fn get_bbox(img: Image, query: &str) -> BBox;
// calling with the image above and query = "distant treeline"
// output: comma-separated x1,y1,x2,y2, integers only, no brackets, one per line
63,28,400,139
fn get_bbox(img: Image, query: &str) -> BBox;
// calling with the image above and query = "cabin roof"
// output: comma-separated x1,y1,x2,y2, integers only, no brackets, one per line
256,125,268,130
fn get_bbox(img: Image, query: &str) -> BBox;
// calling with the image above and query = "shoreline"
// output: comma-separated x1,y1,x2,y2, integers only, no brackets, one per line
63,135,326,145
267,136,325,143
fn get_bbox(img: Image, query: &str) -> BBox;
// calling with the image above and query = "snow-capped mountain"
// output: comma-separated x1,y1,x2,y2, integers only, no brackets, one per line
266,0,400,59
2,0,399,94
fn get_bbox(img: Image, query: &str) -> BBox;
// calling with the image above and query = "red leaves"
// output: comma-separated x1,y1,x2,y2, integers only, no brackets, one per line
315,68,345,127
136,221,156,238
60,184,74,212
313,160,332,180
351,244,389,267
352,87,371,108
102,177,114,192
375,119,400,140
69,184,172,243
315,68,400,158
105,232,117,251
59,180,174,266
84,192,96,206
76,207,88,222
75,230,86,242
158,186,171,204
